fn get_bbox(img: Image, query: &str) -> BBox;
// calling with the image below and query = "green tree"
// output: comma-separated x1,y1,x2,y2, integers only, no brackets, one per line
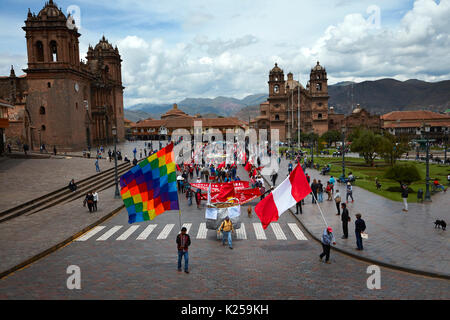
321,130,341,147
384,163,421,186
350,129,384,166
378,132,410,166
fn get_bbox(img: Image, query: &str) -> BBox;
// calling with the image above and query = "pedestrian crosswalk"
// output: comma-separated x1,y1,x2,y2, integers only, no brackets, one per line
75,222,308,242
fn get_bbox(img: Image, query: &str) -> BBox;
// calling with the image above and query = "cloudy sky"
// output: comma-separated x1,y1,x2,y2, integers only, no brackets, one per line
0,0,449,107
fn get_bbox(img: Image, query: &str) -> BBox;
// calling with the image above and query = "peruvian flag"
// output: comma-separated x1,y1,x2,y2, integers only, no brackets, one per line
244,161,253,172
255,165,312,229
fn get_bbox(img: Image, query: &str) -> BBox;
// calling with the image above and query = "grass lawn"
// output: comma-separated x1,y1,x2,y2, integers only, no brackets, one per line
312,157,450,203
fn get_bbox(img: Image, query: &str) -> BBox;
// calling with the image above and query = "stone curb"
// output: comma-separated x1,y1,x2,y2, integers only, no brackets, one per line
0,204,124,280
259,169,450,281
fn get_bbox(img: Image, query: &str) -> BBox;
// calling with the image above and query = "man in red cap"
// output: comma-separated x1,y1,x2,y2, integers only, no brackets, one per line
319,226,336,264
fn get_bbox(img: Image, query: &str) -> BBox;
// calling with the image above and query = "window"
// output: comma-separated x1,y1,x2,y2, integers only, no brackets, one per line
318,113,322,119
318,102,323,107
47,82,51,88
36,41,44,62
316,83,322,91
275,114,280,121
41,125,46,131
50,41,58,62
274,85,279,93
76,102,78,110
39,106,45,115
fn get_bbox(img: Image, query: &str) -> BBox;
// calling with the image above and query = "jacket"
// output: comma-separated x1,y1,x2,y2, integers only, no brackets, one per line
219,219,234,232
401,186,408,198
321,228,335,246
355,218,366,233
341,208,349,223
176,233,191,251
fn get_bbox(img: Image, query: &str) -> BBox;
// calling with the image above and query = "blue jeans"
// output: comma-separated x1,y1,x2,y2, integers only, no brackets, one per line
222,231,232,248
95,165,100,172
177,250,189,271
188,197,192,206
356,231,363,250
318,192,323,202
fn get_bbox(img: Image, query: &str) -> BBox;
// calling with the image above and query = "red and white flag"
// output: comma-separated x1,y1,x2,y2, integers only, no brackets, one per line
255,165,312,229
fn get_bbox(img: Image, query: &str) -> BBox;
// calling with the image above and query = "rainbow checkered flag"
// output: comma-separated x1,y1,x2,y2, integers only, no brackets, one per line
120,143,179,224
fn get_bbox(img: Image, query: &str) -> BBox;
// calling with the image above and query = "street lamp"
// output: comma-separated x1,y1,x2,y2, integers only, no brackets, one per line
444,127,449,165
421,122,431,202
341,125,346,179
112,126,120,199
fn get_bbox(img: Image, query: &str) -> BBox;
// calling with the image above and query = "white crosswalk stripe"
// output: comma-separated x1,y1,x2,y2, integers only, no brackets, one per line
236,223,247,240
196,223,207,239
116,225,140,240
253,223,267,240
96,226,123,241
157,224,174,239
136,224,157,240
75,226,106,241
271,223,287,240
76,223,309,242
288,223,308,240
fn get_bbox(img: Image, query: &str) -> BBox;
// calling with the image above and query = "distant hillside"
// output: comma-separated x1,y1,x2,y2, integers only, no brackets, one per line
125,94,268,119
124,109,153,122
328,79,450,115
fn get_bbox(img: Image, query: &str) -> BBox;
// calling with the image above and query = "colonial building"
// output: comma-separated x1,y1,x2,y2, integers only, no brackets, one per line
251,62,332,141
131,104,246,140
328,104,381,133
0,0,124,151
381,110,450,141
251,63,383,141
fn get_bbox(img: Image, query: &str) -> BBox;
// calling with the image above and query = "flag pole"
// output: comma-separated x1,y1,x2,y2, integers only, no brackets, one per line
310,191,329,227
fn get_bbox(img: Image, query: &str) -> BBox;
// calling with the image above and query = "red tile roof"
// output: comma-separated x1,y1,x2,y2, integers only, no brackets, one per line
381,110,450,121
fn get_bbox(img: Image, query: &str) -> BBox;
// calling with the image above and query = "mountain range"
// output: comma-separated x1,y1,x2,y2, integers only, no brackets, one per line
124,79,450,122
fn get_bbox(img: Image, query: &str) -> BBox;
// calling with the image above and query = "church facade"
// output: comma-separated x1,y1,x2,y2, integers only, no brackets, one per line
0,0,124,151
251,62,331,142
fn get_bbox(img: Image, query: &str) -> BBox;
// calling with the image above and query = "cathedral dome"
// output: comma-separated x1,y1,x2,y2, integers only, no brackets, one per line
312,61,324,71
95,36,114,51
270,63,283,74
38,0,65,18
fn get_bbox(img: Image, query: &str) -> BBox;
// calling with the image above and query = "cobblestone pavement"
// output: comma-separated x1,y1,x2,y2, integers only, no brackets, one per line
0,185,123,273
0,156,116,212
275,158,450,277
0,163,449,299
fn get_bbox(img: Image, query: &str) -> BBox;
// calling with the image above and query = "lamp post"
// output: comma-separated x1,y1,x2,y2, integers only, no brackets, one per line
112,126,120,199
444,127,449,165
341,125,346,179
421,122,431,202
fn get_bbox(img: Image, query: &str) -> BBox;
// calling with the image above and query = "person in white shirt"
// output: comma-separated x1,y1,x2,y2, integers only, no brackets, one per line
93,190,99,212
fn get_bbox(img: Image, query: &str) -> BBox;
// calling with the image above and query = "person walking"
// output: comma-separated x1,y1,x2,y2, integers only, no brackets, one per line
95,158,100,172
296,199,303,215
288,161,293,175
401,183,409,212
346,182,354,203
334,189,341,215
176,227,191,273
195,189,202,209
319,227,336,264
271,171,278,187
83,192,94,213
186,187,193,206
317,180,324,203
355,213,366,250
53,145,57,155
341,203,350,239
311,179,318,204
326,182,333,201
218,216,234,249
93,190,98,212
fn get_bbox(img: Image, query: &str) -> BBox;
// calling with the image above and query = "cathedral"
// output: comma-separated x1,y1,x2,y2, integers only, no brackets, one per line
0,0,125,151
251,62,332,142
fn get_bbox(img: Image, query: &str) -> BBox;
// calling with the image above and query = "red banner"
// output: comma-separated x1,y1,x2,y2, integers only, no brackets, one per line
190,181,249,192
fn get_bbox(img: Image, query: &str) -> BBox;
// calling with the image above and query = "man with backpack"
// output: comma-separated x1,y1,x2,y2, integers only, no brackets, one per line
218,216,234,250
